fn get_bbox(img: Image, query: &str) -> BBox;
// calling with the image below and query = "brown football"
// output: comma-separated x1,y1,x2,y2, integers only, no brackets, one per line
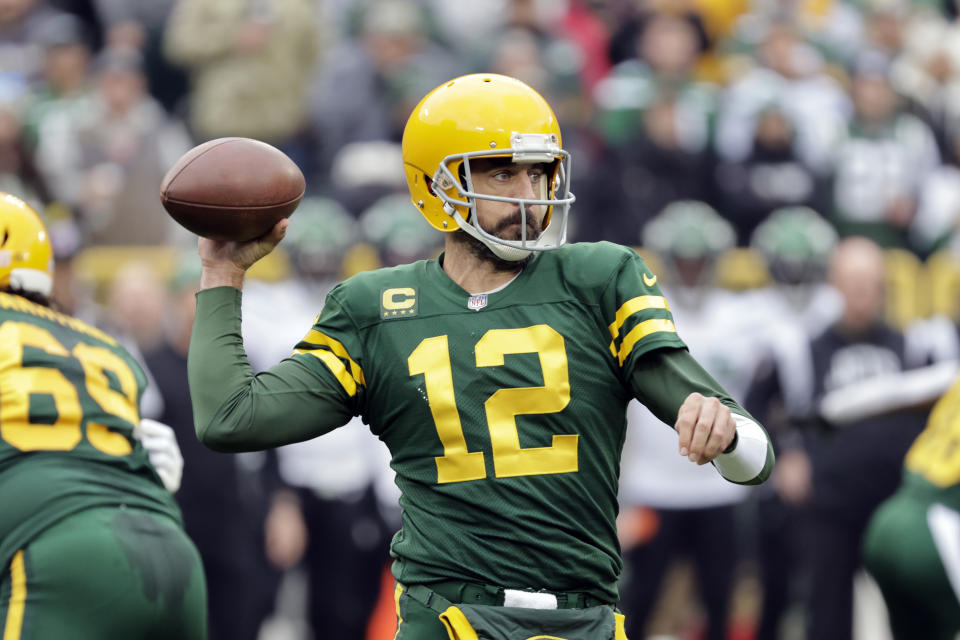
160,137,306,242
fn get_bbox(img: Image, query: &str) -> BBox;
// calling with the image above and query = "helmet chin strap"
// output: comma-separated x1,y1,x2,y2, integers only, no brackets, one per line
443,203,532,262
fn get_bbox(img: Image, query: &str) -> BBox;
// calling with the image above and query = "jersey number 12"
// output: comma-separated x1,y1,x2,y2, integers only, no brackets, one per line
409,324,578,484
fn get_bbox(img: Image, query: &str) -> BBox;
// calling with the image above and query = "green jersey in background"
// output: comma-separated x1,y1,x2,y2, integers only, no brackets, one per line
0,292,181,571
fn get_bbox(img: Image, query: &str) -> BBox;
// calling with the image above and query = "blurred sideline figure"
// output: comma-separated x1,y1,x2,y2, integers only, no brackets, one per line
743,206,840,639
619,201,762,639
799,236,929,640
142,255,277,640
0,192,206,638
242,198,394,640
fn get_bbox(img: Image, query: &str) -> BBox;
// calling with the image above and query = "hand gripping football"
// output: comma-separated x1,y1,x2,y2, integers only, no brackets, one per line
160,137,306,242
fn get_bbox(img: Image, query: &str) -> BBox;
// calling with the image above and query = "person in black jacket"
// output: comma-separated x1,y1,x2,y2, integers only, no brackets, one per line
802,236,928,640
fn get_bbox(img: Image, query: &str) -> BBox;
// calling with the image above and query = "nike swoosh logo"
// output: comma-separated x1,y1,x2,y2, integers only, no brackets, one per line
643,272,657,287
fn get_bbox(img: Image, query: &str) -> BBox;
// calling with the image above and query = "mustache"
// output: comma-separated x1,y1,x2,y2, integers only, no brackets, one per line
492,208,542,236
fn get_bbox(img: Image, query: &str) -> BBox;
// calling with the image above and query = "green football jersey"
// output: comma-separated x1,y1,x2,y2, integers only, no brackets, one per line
0,292,181,571
291,242,685,602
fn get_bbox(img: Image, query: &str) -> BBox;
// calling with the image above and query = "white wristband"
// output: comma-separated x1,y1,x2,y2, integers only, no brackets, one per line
712,414,770,483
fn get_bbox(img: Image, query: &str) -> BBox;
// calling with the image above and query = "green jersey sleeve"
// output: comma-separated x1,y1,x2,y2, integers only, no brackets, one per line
289,285,367,417
189,287,354,452
599,246,686,374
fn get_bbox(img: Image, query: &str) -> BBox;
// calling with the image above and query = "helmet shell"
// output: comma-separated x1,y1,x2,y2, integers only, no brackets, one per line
0,193,54,297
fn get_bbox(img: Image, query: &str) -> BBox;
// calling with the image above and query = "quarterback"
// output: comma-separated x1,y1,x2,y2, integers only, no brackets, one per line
188,74,774,638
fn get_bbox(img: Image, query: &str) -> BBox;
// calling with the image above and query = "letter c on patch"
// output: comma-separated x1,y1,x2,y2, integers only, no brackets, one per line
382,288,416,310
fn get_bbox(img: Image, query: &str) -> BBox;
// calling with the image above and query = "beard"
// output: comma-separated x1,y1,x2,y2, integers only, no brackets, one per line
453,208,543,271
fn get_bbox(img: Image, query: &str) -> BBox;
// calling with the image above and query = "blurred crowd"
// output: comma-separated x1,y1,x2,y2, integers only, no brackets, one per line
5,0,960,638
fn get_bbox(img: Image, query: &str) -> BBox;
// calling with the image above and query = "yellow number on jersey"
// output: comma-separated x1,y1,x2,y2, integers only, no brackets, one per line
0,323,83,451
0,322,137,456
906,382,960,487
409,325,577,484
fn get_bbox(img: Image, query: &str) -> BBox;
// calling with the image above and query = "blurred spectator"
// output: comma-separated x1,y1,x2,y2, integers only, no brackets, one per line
912,128,960,257
714,104,828,243
92,0,187,114
0,104,52,208
619,202,759,640
891,1,960,155
19,12,93,150
0,0,74,98
103,259,166,353
36,47,192,246
722,0,864,69
829,50,941,250
241,199,395,640
142,254,278,640
799,237,928,640
862,0,911,60
308,0,463,189
607,4,710,68
587,12,717,241
715,20,852,175
98,259,166,425
558,0,612,92
164,0,319,159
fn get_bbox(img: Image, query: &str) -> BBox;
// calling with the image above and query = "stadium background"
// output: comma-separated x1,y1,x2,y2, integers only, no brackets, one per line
3,0,959,638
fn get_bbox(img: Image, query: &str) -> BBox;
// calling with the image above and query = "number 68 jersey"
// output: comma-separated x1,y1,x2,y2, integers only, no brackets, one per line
0,293,180,570
291,242,685,602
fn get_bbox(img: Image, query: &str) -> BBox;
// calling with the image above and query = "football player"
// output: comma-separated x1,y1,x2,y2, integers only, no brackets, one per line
0,193,206,639
188,73,774,638
861,367,960,639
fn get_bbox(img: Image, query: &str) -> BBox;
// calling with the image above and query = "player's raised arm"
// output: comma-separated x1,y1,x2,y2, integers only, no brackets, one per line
187,221,355,452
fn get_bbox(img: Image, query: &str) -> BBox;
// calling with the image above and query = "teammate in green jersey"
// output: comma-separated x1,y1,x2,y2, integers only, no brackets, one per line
862,368,960,639
0,193,207,640
188,73,775,639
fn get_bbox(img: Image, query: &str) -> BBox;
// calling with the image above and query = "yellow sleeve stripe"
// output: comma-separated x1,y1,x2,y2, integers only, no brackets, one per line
608,296,670,342
298,329,365,386
294,348,359,396
617,318,677,365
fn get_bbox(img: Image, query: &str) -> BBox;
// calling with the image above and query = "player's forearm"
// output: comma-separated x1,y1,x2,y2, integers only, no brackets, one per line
630,347,775,485
188,287,351,452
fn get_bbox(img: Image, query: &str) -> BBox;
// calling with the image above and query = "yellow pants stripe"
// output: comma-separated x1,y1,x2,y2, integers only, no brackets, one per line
3,550,26,640
392,583,404,640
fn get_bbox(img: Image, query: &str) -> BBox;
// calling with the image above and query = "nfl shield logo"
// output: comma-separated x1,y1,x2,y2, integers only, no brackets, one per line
467,294,488,311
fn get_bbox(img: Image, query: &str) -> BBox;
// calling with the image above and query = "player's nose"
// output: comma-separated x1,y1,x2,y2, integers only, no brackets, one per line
513,174,538,200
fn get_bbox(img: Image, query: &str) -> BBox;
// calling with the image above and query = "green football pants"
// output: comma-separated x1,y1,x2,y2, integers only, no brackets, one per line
863,491,960,640
0,505,207,640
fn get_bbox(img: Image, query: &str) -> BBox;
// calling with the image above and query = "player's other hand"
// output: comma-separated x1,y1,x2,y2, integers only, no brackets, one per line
198,218,289,290
135,419,184,493
674,392,737,465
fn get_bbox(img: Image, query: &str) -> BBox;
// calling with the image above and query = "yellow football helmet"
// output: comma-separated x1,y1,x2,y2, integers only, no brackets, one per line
402,73,574,261
0,193,54,297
